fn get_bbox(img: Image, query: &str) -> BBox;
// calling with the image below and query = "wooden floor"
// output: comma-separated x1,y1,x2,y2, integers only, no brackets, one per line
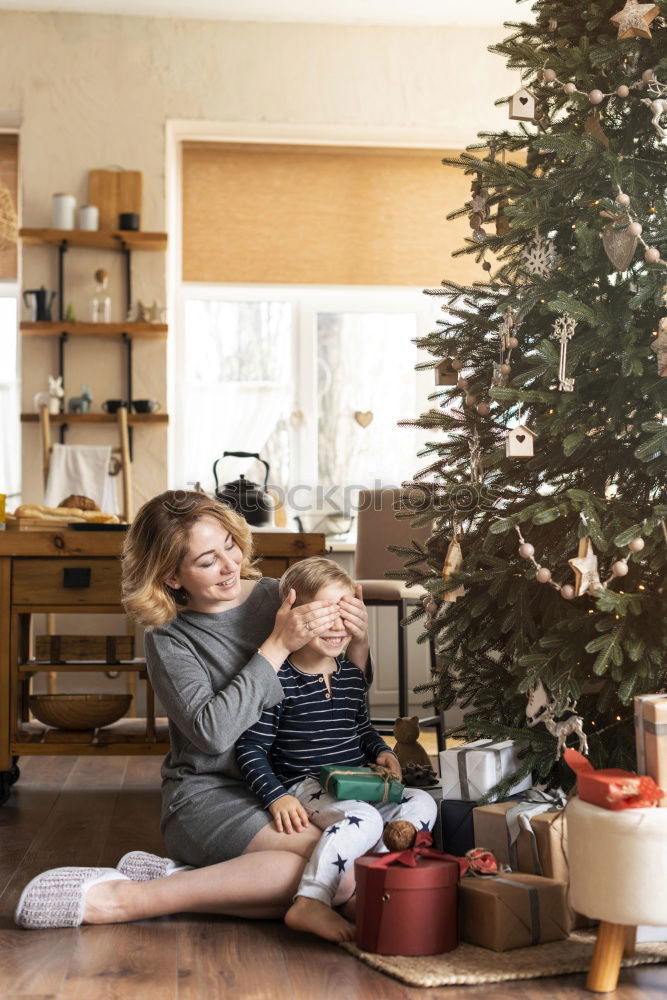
1,756,666,999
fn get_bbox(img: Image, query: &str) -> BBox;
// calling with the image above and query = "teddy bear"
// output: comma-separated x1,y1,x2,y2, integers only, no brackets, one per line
392,716,432,769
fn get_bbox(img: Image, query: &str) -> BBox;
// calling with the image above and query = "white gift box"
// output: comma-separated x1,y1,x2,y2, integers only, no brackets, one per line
439,739,532,802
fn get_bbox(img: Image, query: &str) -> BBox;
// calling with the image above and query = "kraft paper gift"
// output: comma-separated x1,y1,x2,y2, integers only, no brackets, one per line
439,739,532,802
459,872,570,952
634,694,667,805
472,793,593,930
472,795,568,880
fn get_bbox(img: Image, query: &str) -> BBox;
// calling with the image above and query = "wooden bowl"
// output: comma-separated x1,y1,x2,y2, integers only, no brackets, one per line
29,694,132,730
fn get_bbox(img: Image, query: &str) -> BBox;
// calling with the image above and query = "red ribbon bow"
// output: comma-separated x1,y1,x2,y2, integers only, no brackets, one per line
369,831,470,877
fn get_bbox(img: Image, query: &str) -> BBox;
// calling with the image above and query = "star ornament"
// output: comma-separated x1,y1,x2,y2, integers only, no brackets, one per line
610,0,660,40
568,537,603,597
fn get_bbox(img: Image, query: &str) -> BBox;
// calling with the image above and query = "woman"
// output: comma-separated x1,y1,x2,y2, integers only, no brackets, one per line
15,490,371,930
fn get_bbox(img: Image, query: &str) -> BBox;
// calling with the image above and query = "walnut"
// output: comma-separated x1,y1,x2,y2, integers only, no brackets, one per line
382,820,417,852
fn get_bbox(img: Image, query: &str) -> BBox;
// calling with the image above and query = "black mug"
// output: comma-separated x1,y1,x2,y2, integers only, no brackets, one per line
118,212,140,231
132,399,160,413
102,399,128,414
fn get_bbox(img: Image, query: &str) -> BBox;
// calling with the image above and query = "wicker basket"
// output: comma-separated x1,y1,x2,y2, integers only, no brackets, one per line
29,694,132,730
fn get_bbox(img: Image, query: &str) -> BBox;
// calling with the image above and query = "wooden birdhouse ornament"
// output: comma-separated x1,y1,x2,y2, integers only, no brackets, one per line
435,358,458,386
505,423,537,458
509,88,537,122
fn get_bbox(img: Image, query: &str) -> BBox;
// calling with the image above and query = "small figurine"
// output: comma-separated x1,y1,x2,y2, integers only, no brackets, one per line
526,680,589,759
64,302,77,323
34,374,64,415
68,384,93,414
392,717,432,770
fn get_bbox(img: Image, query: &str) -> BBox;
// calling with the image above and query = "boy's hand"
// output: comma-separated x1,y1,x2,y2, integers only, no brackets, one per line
268,794,310,834
339,584,369,642
376,751,402,781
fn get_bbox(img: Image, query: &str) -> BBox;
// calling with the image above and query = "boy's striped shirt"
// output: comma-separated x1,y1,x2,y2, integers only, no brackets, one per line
235,656,390,808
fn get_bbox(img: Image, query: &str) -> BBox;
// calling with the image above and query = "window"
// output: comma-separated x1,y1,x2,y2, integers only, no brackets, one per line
0,286,20,506
0,133,19,509
174,284,439,530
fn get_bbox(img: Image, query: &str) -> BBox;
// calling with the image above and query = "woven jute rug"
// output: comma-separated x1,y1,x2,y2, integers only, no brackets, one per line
341,932,667,988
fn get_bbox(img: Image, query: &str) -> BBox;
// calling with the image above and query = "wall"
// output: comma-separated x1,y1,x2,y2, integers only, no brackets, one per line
0,11,512,715
0,10,513,511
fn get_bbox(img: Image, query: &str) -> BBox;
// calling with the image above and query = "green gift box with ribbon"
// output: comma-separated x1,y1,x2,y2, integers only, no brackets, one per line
319,764,404,804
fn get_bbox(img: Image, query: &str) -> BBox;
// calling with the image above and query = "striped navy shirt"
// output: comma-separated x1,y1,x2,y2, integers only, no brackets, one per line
235,656,391,808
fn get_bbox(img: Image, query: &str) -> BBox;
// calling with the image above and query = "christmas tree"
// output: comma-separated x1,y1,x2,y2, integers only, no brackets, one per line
393,0,667,794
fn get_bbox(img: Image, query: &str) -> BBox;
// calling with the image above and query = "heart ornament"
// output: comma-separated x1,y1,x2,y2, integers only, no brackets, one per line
602,222,638,271
354,410,373,428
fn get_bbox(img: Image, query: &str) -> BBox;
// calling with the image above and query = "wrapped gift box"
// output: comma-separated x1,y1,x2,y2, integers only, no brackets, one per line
435,799,476,855
439,739,532,802
473,799,568,880
460,872,570,951
355,839,462,955
319,764,403,804
564,748,664,811
635,694,667,804
472,797,593,930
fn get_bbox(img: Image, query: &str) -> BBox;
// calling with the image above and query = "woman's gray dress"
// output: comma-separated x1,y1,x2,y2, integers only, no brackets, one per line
143,576,285,866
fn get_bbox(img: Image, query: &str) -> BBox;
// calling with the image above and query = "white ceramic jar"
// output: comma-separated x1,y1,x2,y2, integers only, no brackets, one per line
52,193,76,230
77,205,99,231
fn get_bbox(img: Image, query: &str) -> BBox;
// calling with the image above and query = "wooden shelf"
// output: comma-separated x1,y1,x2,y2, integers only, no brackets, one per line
21,321,167,339
21,412,168,424
20,660,147,674
20,227,168,251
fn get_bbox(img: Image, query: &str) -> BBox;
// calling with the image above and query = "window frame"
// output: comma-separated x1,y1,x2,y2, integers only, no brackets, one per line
0,278,21,505
174,282,440,507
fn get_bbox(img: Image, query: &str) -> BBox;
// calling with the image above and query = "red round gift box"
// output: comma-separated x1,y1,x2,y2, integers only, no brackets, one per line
354,852,460,955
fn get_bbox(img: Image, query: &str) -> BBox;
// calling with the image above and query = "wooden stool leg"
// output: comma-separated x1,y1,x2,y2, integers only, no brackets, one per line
587,921,628,993
623,926,637,957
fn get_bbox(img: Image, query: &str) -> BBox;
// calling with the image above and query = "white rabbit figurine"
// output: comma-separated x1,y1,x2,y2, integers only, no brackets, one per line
34,375,64,415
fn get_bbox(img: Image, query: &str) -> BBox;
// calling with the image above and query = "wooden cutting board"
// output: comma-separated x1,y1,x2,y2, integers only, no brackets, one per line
88,169,143,231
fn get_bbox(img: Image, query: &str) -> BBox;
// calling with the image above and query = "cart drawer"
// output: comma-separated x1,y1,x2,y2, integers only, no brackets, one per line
12,558,122,606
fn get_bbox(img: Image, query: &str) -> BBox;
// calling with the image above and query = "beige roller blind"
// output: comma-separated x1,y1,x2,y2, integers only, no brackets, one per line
0,134,18,281
182,142,478,287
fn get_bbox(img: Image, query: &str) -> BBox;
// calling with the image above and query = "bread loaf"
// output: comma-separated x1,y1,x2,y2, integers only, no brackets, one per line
14,503,119,524
59,495,100,511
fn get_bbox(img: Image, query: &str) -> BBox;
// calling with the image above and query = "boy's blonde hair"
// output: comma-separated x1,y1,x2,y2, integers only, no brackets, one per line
279,556,355,604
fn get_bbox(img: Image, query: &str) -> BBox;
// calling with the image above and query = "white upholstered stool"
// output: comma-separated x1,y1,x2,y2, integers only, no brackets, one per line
566,796,667,992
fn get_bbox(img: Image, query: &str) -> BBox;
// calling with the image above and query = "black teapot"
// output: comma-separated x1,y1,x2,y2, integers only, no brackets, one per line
213,451,273,527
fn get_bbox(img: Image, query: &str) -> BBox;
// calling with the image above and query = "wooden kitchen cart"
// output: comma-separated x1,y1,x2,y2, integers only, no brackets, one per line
0,528,325,803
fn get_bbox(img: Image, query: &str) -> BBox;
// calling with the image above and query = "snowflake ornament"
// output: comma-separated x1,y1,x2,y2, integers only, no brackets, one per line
521,236,558,279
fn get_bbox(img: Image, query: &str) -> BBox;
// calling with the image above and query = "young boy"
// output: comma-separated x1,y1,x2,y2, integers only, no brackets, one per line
235,556,437,943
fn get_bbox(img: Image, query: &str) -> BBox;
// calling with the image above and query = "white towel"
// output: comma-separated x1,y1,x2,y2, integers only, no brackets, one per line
44,444,118,514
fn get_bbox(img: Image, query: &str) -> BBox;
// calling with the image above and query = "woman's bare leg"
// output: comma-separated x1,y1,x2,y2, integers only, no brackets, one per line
83,850,308,924
83,825,323,925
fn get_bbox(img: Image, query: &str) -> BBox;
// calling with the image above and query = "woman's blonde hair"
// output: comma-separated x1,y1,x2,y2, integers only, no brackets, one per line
121,491,260,628
279,556,355,604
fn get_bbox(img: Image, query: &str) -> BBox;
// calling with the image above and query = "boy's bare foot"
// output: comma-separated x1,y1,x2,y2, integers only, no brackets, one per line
285,895,355,942
336,891,356,923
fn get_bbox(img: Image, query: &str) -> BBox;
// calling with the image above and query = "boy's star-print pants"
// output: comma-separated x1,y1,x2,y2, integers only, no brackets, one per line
287,775,438,906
